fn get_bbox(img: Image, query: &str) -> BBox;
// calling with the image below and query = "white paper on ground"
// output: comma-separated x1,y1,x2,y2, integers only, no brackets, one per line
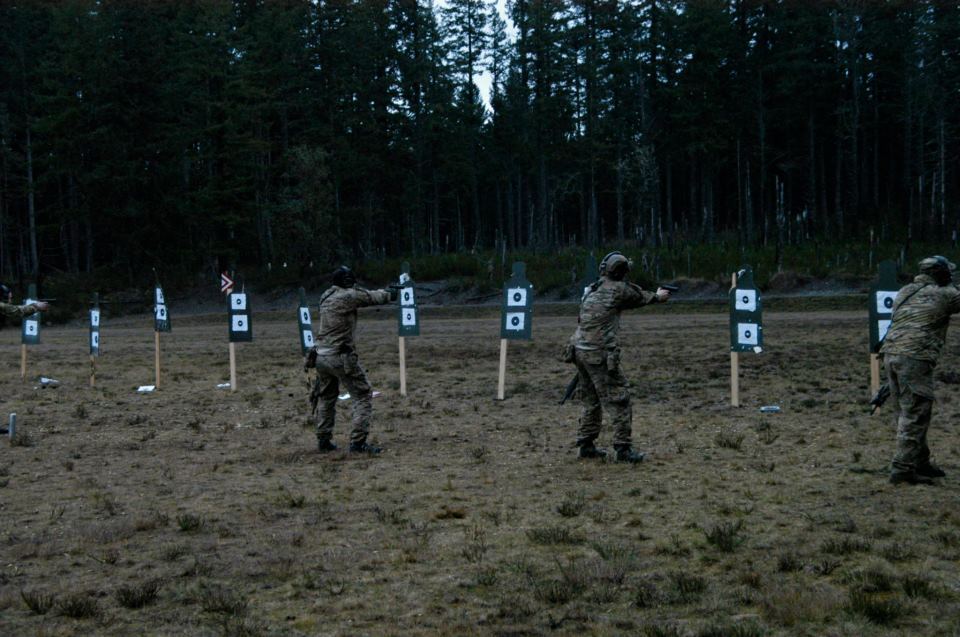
137,385,156,393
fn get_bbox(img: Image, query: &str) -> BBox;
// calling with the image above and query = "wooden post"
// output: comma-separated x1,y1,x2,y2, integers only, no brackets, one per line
399,336,407,397
870,353,881,413
497,338,508,400
90,355,96,387
20,344,26,382
229,342,237,392
730,272,739,407
155,331,161,388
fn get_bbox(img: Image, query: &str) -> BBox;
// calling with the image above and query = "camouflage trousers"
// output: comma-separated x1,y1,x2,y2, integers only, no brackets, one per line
574,348,633,447
885,354,935,474
312,352,373,445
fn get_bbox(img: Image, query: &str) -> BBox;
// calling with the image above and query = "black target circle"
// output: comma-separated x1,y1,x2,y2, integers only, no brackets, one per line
511,316,520,326
404,292,410,301
237,319,244,328
742,295,749,304
744,330,752,339
406,313,412,321
883,297,893,309
513,292,522,302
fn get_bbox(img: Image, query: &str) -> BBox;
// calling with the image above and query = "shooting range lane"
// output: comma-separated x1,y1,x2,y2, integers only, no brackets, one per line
0,307,956,635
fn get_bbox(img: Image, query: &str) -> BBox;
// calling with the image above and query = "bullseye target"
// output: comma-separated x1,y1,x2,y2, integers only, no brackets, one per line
228,292,252,342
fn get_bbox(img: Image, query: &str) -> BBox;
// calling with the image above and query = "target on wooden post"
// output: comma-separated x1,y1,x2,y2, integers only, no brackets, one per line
297,287,314,355
497,262,534,400
20,283,40,381
869,260,898,404
397,262,418,397
729,266,763,407
227,290,252,392
153,283,170,388
90,292,101,387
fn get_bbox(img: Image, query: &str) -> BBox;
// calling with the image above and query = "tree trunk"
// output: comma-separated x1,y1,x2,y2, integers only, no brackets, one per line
26,126,38,277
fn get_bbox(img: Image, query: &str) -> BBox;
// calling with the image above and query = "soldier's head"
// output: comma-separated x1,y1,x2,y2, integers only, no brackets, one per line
599,251,632,281
919,255,956,286
331,266,356,288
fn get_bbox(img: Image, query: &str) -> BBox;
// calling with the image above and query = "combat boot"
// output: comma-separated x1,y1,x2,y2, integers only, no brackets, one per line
614,445,645,464
889,471,934,485
916,462,946,478
349,440,382,455
317,437,337,452
577,443,607,459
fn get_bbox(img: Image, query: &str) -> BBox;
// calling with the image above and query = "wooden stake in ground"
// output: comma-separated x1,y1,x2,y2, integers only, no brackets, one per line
20,283,40,382
227,290,252,391
396,261,419,397
496,262,534,400
869,260,899,408
153,284,171,388
89,292,101,387
729,267,763,407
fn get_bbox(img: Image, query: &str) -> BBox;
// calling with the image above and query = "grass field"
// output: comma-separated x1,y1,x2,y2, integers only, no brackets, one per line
1,306,959,636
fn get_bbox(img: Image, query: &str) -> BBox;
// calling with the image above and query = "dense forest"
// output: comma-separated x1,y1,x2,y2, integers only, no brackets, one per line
0,1,958,285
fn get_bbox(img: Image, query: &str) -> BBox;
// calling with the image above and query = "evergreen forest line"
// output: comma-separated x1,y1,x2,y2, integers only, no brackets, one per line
1,1,957,288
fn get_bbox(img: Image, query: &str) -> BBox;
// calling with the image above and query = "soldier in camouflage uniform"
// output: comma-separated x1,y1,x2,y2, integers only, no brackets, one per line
0,284,48,322
568,252,671,462
308,266,397,454
881,256,960,485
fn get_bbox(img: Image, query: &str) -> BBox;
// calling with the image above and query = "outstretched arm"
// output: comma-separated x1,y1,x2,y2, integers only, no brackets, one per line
619,283,669,309
0,300,47,318
350,287,392,308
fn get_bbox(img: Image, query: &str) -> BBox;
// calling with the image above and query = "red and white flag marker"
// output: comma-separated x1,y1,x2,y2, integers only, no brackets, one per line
220,272,235,295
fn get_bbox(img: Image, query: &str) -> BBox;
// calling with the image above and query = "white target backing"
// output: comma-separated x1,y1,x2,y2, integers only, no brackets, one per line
91,333,99,348
402,308,417,326
401,287,415,307
155,305,167,321
506,287,527,307
875,291,897,315
25,320,38,335
231,315,249,332
91,310,100,327
299,308,310,324
735,289,757,312
737,322,759,346
230,293,247,310
878,319,891,341
155,288,165,304
505,312,525,331
302,330,314,347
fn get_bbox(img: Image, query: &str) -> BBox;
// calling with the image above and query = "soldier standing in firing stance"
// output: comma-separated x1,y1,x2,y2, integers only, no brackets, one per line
569,252,671,462
308,266,397,454
881,256,960,485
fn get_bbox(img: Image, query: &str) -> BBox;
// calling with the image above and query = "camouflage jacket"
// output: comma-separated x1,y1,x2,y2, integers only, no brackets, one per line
315,285,391,354
571,277,660,351
881,274,960,364
0,302,39,319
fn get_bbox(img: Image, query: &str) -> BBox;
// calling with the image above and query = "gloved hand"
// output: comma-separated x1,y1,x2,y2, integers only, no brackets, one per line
387,285,400,302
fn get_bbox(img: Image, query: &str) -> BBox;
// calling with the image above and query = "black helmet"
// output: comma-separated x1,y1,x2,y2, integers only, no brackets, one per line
331,266,356,288
599,251,632,280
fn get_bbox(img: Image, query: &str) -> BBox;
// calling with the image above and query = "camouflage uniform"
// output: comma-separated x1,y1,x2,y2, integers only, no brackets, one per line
570,277,660,447
881,272,960,476
311,285,392,445
0,302,40,319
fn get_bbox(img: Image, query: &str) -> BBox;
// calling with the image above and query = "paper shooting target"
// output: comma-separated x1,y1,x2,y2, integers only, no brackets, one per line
505,312,525,331
500,262,534,340
507,288,528,308
228,292,252,342
155,305,167,321
737,323,759,346
735,290,757,312
25,320,38,335
91,332,100,349
728,266,762,353
396,263,420,337
154,286,171,332
875,291,897,315
91,310,100,327
302,330,314,348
